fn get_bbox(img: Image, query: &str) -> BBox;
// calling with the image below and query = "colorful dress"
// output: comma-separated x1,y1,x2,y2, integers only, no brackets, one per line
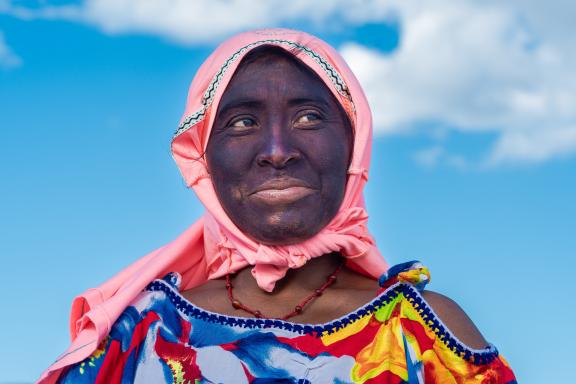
56,262,516,383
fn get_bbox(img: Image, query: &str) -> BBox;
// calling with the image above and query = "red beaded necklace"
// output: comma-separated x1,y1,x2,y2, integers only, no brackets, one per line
226,261,344,320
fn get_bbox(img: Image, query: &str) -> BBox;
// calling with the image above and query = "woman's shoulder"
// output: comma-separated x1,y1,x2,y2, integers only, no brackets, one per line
378,260,487,349
374,261,515,381
421,290,488,349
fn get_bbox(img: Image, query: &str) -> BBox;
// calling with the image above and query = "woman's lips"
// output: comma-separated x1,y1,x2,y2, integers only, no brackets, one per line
249,178,317,204
250,186,316,204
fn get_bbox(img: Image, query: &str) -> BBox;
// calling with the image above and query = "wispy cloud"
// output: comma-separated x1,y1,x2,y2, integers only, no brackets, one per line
413,146,472,170
1,0,575,166
489,126,576,165
0,30,21,69
413,146,444,168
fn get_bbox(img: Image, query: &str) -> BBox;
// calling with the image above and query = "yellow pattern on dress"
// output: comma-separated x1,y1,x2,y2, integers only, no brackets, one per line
351,313,408,382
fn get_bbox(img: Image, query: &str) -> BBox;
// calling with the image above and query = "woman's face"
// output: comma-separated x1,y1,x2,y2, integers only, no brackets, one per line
206,52,353,245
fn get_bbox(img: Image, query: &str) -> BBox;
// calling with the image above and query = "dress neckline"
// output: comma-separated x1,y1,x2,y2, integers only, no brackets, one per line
146,276,397,330
143,261,500,362
145,261,429,331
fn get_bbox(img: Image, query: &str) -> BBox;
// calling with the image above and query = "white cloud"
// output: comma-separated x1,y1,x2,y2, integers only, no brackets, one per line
488,127,576,165
413,146,471,170
2,0,575,165
0,30,21,69
413,146,444,168
340,1,576,166
0,0,366,44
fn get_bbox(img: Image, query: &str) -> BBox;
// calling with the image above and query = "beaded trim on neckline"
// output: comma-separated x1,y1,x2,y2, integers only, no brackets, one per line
144,277,499,365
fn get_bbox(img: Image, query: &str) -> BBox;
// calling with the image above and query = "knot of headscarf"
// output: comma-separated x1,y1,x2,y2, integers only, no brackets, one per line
202,202,376,292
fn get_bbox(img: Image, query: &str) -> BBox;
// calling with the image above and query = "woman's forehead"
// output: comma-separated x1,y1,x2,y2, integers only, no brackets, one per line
218,53,340,113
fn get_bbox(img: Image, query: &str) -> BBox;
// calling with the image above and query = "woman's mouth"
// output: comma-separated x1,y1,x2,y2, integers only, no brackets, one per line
249,178,317,204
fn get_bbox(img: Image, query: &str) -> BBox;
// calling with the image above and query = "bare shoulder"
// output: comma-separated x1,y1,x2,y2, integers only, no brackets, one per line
422,290,488,349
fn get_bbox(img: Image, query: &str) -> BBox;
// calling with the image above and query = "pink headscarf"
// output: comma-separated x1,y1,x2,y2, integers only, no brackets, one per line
38,28,388,383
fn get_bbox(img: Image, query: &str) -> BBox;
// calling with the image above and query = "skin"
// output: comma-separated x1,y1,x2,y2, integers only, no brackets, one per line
183,51,488,349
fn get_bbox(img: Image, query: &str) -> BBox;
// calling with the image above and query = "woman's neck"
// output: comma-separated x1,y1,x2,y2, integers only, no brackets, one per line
228,252,379,308
183,252,380,322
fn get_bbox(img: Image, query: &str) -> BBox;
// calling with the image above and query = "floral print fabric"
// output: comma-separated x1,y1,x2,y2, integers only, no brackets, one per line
57,262,516,383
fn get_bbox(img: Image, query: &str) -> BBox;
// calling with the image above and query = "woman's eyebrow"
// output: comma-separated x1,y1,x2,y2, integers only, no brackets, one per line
217,99,264,115
217,97,331,117
287,97,331,109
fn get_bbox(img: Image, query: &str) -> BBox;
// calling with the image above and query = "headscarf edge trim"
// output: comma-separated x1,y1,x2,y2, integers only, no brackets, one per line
172,38,355,141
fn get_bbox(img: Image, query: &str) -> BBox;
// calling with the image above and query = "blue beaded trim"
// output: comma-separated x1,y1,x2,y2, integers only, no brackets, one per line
145,278,499,365
172,38,354,140
146,278,395,337
401,284,500,365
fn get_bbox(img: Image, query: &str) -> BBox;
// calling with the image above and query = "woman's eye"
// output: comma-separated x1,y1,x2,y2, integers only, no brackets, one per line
231,118,256,128
294,113,322,128
228,117,257,133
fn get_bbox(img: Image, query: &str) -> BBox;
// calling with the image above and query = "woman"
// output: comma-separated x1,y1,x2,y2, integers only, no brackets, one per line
39,29,516,383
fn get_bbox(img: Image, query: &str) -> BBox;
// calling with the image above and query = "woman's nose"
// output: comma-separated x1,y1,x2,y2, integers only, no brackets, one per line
256,126,301,168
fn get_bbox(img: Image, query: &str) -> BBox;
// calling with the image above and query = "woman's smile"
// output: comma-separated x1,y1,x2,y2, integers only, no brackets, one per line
250,186,317,205
249,177,317,205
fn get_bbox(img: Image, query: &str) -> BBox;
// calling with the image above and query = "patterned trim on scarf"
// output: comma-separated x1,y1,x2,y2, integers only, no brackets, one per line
173,39,354,139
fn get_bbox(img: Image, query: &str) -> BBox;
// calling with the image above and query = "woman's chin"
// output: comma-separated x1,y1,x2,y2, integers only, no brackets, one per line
245,219,323,246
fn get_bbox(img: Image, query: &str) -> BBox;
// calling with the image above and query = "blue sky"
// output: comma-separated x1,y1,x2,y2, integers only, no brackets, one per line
1,1,575,382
